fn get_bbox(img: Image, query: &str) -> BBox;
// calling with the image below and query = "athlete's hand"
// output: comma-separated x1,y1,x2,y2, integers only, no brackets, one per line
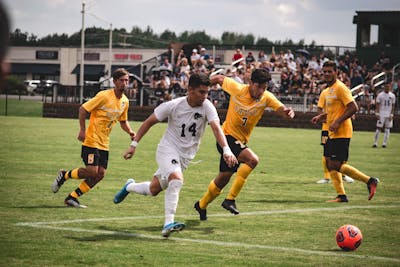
129,131,136,140
124,146,136,160
77,130,85,142
329,120,340,133
284,107,295,119
223,150,238,168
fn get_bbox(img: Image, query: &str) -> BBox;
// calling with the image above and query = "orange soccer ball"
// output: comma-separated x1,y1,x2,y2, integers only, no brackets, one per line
336,224,363,251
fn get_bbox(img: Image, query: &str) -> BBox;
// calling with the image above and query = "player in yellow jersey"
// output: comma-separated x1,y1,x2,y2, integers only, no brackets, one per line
51,68,136,208
194,68,295,220
315,89,354,184
311,61,379,202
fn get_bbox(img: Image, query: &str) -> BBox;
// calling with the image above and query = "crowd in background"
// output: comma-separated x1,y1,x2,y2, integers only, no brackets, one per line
140,46,398,114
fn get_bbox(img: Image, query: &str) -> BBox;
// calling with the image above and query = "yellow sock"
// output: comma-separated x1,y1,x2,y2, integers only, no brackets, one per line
199,181,221,209
322,156,330,179
226,164,252,200
70,180,91,199
329,170,346,195
339,164,370,183
64,168,80,180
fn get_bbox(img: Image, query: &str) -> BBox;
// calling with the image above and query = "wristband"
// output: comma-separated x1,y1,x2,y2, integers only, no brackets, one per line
130,140,138,147
222,146,232,155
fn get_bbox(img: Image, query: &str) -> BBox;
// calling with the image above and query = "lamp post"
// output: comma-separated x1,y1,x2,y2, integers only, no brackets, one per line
80,1,85,104
89,13,113,87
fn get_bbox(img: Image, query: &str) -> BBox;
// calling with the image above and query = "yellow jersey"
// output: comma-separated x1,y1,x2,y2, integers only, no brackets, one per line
82,89,129,150
319,80,353,138
221,77,283,144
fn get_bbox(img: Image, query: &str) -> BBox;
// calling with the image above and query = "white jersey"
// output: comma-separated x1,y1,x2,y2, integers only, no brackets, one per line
154,96,220,160
376,91,396,118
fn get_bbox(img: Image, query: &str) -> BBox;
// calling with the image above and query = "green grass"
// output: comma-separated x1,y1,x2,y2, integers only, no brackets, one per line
0,98,43,117
0,116,399,266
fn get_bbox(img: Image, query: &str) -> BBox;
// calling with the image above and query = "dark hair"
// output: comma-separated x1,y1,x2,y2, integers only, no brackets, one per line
322,60,337,71
189,72,210,88
0,2,10,61
112,68,130,80
251,68,271,84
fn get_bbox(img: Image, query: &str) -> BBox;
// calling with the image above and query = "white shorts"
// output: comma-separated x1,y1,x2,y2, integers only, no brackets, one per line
154,144,189,190
376,117,393,129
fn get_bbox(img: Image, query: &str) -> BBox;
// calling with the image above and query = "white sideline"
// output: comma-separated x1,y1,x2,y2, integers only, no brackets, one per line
16,205,400,263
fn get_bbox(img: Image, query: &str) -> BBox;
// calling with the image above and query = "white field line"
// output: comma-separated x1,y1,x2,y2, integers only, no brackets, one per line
16,205,400,263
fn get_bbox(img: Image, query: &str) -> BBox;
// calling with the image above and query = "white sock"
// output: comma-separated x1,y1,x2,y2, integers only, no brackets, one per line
164,179,183,227
127,181,151,196
373,129,380,145
383,128,390,145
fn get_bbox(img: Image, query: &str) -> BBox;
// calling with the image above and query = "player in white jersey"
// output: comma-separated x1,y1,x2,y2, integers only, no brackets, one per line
373,83,396,148
113,73,238,237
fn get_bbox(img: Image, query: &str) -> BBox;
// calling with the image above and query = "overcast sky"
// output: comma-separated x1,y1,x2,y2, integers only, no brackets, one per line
3,0,400,47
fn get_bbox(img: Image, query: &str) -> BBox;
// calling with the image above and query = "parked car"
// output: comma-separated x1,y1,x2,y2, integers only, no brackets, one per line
32,80,60,95
24,80,41,95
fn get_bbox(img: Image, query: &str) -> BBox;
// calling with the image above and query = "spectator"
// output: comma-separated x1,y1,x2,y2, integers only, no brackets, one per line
161,58,173,71
288,57,297,72
232,48,244,67
190,49,201,66
350,70,364,89
258,50,268,63
283,49,294,61
245,52,256,65
200,48,210,62
308,55,319,71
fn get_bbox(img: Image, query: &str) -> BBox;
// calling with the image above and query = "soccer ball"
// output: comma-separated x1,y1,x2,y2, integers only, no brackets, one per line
336,224,363,251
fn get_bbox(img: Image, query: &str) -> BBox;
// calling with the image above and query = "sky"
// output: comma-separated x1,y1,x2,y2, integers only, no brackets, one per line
3,0,400,47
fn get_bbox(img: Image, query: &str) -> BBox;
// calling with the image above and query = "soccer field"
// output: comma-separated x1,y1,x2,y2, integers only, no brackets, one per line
0,116,399,266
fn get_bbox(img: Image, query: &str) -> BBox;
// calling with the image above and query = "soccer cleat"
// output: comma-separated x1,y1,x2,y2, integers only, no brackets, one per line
161,222,186,238
372,144,377,148
64,195,87,208
51,169,66,193
382,144,386,148
316,178,330,184
221,199,239,215
194,201,207,221
367,177,379,200
342,176,354,183
113,178,135,204
326,195,349,203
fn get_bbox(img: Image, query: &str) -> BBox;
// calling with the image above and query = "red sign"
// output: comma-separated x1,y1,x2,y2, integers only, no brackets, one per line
114,54,142,60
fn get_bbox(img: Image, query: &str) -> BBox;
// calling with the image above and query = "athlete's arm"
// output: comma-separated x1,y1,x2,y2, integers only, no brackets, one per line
124,113,159,160
329,101,358,132
210,75,225,86
275,105,295,119
311,107,326,124
209,119,238,167
77,106,88,142
119,120,136,140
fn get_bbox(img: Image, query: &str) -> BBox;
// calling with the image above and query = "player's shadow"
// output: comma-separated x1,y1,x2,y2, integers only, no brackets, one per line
14,205,68,209
249,198,316,204
65,221,215,242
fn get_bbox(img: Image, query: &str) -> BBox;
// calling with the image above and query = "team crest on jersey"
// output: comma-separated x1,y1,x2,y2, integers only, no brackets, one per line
194,112,202,119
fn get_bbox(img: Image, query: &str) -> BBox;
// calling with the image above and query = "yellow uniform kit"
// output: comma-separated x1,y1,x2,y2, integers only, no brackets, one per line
82,89,129,151
221,77,283,144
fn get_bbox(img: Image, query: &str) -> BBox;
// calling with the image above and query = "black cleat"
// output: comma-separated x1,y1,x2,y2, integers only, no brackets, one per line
221,199,239,215
51,170,66,193
194,201,207,221
64,195,87,208
367,177,379,200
